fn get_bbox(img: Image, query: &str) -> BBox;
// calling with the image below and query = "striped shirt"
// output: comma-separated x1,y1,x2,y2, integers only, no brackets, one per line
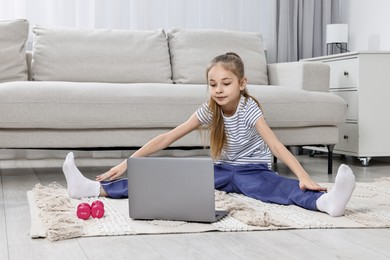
196,95,271,166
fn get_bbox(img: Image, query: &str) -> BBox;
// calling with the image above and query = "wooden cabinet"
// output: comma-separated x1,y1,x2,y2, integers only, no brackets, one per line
302,52,390,166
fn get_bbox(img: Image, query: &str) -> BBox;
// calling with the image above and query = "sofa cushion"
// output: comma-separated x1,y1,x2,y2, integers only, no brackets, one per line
0,82,345,130
32,26,172,83
0,82,207,129
0,19,29,83
168,28,268,85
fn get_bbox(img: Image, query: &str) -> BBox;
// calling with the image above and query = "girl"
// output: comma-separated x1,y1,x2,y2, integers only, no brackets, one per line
63,52,355,217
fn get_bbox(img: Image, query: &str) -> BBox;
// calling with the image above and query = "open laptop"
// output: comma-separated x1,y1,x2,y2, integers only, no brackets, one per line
127,157,227,223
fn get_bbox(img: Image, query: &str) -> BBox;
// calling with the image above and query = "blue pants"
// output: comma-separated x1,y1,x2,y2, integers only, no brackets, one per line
214,163,323,210
101,163,324,211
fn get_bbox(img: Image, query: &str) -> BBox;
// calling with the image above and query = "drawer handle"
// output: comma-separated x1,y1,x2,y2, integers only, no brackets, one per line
344,71,349,77
343,135,349,140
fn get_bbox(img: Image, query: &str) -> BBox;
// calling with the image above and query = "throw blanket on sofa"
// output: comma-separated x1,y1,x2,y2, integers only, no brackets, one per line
28,179,390,241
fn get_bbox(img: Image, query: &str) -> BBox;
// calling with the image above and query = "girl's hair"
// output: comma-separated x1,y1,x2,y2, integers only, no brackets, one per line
206,52,261,160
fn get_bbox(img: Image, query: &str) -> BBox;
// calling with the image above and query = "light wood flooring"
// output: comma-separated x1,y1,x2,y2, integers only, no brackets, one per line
1,150,390,260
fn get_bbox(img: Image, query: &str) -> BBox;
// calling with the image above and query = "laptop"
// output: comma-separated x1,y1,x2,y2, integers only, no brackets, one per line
127,157,227,223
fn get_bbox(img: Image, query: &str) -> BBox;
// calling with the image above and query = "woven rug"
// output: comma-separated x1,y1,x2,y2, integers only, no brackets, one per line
28,178,390,241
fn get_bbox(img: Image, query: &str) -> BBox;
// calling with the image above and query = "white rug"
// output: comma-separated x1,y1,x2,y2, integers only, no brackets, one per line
28,178,390,241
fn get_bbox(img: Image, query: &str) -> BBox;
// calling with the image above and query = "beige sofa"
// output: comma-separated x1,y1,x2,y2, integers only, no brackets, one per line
0,19,347,173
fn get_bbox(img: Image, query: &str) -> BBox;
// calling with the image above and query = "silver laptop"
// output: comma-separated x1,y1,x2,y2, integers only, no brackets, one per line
127,157,227,223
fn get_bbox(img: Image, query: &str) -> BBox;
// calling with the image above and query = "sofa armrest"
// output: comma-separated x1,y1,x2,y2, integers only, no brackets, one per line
267,62,330,92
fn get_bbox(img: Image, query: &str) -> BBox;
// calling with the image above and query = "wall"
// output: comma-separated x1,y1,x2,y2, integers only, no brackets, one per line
343,0,390,51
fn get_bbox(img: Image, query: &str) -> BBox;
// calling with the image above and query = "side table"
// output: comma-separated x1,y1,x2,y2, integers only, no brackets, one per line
302,52,390,166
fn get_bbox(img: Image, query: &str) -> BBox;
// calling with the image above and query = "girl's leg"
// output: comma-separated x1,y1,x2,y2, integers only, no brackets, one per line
62,152,129,199
62,152,101,198
225,163,355,216
100,179,129,199
316,164,355,217
214,164,236,193
230,164,323,210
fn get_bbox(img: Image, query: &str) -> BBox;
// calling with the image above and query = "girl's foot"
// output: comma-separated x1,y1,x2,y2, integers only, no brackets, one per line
62,152,100,198
316,164,356,217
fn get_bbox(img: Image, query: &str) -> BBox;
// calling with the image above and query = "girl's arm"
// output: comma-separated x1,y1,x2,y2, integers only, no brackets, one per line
96,113,202,181
255,117,327,192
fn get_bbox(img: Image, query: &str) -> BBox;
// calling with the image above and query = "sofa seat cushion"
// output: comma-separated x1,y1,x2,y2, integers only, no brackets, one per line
32,26,172,83
0,82,345,130
0,19,29,83
0,82,207,129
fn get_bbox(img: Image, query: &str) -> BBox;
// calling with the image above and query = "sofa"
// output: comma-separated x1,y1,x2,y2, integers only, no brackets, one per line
0,19,347,173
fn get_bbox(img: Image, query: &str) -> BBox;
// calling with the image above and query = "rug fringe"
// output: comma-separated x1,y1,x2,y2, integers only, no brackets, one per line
32,182,84,241
215,190,272,227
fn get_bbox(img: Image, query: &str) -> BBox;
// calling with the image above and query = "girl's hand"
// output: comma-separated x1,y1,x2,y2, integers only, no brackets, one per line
96,159,127,181
299,176,328,192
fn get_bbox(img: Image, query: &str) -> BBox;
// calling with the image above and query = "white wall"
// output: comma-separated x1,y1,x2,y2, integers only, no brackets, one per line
343,0,390,51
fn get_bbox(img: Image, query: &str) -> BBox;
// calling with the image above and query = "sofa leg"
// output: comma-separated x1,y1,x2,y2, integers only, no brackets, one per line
327,144,335,175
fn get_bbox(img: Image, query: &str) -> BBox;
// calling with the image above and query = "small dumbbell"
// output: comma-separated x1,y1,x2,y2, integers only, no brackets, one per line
91,200,105,219
76,200,105,220
77,202,91,220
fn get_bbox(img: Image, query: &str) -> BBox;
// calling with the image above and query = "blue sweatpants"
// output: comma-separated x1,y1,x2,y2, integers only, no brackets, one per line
101,179,129,199
101,163,324,211
214,163,323,211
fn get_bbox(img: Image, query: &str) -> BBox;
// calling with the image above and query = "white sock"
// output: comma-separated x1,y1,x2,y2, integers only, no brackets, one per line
62,152,100,199
316,164,356,217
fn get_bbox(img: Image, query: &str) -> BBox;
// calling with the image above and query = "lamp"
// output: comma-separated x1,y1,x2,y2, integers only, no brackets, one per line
326,24,349,55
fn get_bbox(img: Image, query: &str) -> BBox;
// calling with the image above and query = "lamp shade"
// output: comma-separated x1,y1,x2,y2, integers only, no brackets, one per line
326,24,348,44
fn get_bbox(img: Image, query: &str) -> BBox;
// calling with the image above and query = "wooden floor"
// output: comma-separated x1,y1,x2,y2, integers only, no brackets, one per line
1,150,390,260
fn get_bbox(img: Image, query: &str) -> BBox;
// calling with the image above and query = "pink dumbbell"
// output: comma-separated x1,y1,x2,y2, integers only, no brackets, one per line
91,200,105,219
76,200,105,220
77,202,91,220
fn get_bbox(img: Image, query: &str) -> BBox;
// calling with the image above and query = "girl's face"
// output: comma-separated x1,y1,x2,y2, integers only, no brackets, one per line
207,63,246,116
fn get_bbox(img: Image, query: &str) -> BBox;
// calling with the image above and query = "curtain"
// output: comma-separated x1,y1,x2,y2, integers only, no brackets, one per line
0,0,278,62
0,0,342,63
275,0,342,62
0,0,275,31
